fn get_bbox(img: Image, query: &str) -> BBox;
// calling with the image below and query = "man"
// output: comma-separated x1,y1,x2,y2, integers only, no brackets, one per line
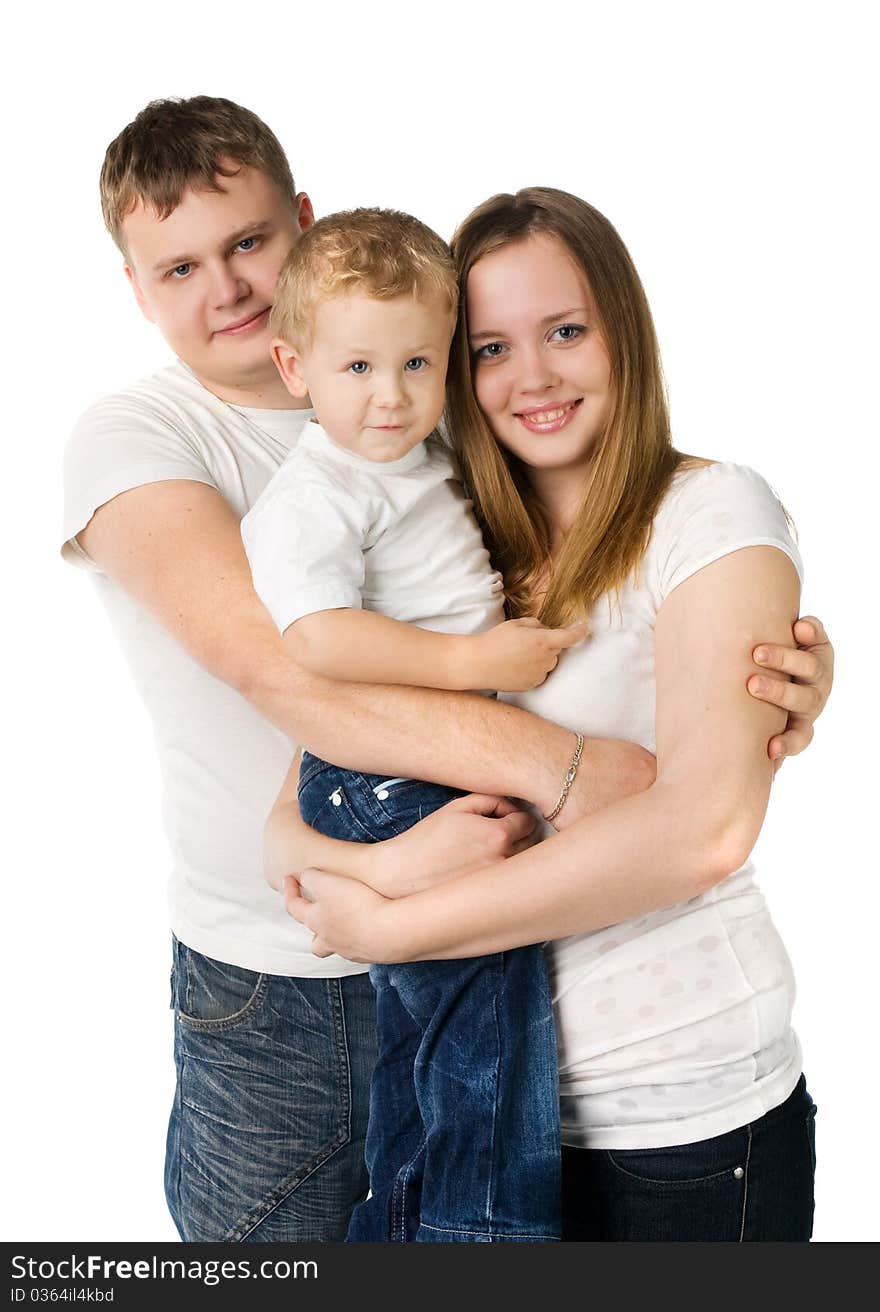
61,96,834,1242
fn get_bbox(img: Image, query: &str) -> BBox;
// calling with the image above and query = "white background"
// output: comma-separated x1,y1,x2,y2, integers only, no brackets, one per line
3,0,876,1242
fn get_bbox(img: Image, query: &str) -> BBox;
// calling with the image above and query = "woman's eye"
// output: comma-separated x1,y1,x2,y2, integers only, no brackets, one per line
551,324,584,343
404,357,427,371
236,236,258,252
475,342,506,360
349,361,370,375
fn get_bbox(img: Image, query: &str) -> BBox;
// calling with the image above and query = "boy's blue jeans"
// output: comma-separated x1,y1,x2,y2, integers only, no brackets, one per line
298,752,561,1242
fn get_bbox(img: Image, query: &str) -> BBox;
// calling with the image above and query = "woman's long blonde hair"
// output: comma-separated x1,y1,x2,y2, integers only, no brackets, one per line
447,188,689,625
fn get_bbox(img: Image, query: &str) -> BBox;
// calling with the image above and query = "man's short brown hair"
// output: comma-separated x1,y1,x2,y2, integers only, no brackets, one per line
270,208,458,348
100,96,298,254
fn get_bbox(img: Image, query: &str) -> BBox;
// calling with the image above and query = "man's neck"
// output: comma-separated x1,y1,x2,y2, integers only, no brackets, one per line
189,366,311,411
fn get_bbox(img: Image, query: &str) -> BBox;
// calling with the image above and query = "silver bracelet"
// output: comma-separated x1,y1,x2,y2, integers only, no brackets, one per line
543,733,585,822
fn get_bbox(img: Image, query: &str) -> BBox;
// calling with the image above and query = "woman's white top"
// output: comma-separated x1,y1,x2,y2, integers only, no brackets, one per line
504,461,804,1149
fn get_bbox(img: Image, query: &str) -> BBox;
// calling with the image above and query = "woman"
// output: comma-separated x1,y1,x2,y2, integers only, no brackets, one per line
274,189,824,1240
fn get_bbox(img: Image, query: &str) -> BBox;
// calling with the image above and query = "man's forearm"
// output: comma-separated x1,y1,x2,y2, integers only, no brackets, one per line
240,642,583,817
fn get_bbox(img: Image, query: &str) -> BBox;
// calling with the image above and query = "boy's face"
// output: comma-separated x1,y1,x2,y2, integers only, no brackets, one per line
273,290,455,462
121,164,313,404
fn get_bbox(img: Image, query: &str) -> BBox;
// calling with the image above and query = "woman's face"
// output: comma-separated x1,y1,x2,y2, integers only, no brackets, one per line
466,233,612,482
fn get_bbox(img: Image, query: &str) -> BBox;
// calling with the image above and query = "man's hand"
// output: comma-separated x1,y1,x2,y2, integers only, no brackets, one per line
476,618,587,692
747,615,834,765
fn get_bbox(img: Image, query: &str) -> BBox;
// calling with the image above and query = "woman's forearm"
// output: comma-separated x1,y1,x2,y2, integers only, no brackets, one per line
374,767,768,961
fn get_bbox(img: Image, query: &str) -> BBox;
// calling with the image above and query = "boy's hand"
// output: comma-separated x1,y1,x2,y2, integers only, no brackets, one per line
477,618,588,692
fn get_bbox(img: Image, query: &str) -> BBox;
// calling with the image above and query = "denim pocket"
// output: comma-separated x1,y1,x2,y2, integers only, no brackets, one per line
175,944,268,1031
605,1123,750,1186
371,780,464,829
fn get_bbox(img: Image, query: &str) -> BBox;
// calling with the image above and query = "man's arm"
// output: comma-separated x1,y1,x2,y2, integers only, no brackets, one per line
78,480,652,818
286,547,801,963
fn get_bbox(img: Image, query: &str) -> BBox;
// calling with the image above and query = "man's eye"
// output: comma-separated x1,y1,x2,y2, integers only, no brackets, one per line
404,357,427,371
349,361,370,375
170,263,192,279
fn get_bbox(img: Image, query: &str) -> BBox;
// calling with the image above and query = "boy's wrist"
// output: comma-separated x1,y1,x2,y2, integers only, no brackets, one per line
439,633,484,692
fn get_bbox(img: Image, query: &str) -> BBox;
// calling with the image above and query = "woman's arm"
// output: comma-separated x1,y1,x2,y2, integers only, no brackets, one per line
264,754,541,897
287,546,800,962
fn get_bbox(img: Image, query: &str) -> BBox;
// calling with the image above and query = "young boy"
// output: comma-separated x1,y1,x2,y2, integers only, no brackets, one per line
241,209,580,1242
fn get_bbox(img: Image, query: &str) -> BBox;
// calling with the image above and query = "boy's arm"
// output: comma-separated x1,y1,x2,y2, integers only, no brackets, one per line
288,608,587,692
77,480,652,819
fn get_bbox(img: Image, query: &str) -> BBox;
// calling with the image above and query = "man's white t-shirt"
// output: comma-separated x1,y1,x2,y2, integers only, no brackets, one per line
61,361,368,977
504,461,805,1149
240,421,505,639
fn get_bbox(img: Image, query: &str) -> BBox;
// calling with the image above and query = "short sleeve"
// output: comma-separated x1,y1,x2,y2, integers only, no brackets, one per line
242,465,370,634
655,462,803,602
61,395,216,571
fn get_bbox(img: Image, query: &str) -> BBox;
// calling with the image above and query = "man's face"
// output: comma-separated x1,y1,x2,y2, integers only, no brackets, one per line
122,164,312,403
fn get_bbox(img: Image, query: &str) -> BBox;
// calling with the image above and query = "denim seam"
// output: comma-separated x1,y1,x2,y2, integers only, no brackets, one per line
737,1125,752,1243
485,989,503,1232
176,973,269,1032
417,1221,560,1241
223,977,353,1243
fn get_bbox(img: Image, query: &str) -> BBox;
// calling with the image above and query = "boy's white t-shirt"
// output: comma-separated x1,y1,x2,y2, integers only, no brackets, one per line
61,361,368,977
240,421,505,639
504,461,806,1149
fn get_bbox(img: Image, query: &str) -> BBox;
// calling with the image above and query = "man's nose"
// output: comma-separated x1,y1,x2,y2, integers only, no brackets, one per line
210,261,248,309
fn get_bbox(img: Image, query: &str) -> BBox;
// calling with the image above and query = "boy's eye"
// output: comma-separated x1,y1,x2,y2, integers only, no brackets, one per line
404,357,427,371
348,361,370,375
235,236,258,252
169,263,192,279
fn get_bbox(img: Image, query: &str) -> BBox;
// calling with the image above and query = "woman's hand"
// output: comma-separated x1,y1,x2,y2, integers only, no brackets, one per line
376,793,538,898
748,615,834,764
283,871,398,962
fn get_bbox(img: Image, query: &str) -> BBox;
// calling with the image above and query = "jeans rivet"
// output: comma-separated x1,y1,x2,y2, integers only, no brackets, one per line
733,1166,744,1180
331,791,342,806
376,789,389,801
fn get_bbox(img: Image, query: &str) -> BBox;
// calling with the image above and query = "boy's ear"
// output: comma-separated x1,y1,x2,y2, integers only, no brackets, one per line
272,337,310,398
124,264,155,324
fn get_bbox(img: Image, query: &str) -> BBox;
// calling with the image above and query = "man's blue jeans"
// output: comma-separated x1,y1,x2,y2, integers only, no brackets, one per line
166,936,377,1241
298,752,561,1242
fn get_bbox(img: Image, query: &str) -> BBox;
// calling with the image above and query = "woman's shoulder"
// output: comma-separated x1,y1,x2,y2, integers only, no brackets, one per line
650,458,802,597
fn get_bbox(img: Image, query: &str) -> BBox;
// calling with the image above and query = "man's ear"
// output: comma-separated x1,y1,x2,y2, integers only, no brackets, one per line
272,337,310,398
295,192,315,234
124,264,155,324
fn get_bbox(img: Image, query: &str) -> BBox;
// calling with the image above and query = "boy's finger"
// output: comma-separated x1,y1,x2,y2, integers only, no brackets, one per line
550,621,588,649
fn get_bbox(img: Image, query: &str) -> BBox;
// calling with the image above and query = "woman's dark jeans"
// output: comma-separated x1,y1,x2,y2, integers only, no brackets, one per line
561,1074,817,1241
298,752,561,1242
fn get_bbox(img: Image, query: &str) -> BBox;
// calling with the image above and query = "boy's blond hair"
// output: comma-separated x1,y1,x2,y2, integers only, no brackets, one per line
270,208,458,347
100,96,299,254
